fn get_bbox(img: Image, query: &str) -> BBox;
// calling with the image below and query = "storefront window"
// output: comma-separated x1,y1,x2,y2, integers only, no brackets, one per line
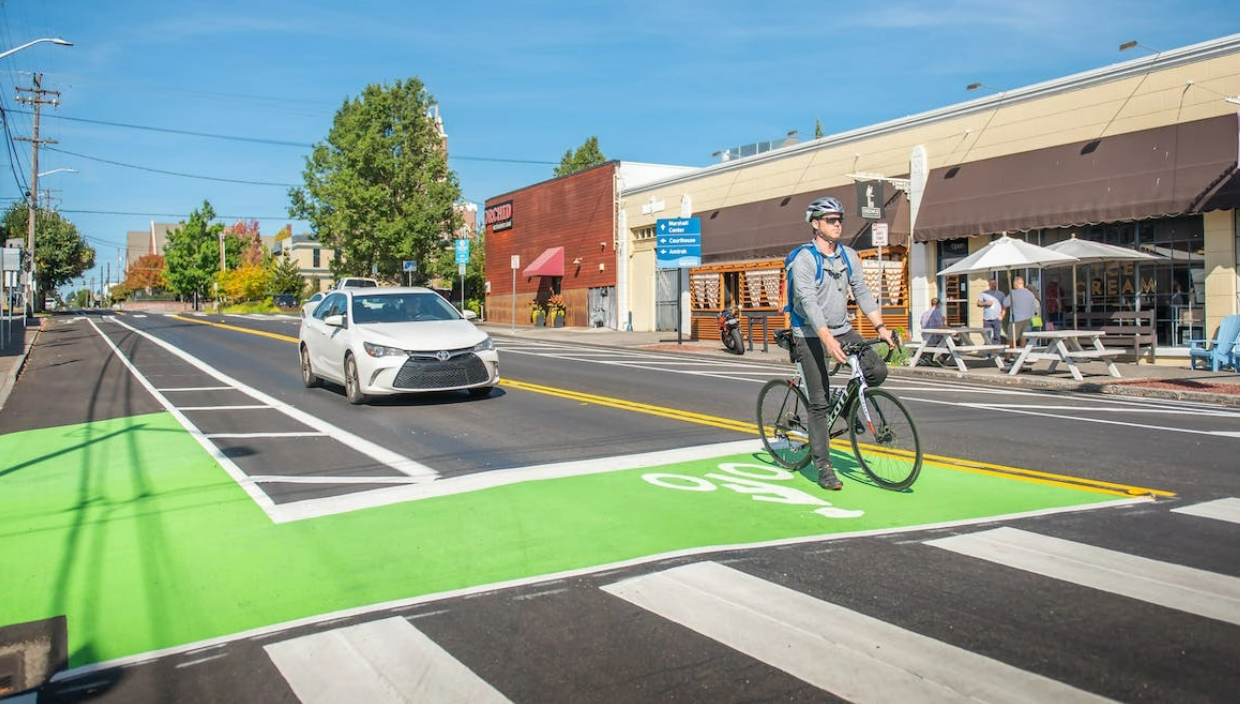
1031,216,1204,346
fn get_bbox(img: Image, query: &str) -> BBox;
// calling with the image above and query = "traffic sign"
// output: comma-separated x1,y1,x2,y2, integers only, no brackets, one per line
402,260,418,273
872,223,889,247
655,218,702,268
454,239,470,265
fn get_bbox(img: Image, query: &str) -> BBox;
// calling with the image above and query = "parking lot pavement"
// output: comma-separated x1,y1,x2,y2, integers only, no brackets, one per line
479,322,1240,407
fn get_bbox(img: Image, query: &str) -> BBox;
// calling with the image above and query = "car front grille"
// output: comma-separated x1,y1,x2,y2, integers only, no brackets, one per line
393,351,490,390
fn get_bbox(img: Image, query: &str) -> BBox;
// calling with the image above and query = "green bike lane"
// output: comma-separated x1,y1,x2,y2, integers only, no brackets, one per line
1,405,1164,670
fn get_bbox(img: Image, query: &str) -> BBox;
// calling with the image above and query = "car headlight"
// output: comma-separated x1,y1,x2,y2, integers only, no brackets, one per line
472,336,495,352
363,341,408,357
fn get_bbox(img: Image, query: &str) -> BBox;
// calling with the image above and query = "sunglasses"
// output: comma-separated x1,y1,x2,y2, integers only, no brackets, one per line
817,216,844,225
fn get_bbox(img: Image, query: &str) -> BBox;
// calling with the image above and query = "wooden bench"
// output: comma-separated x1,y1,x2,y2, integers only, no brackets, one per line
1074,311,1157,362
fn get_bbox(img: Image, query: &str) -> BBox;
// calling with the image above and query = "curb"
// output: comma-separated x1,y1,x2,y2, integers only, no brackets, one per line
0,319,40,413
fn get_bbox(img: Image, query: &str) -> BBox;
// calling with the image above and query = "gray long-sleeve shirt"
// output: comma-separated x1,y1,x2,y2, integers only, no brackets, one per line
787,241,878,338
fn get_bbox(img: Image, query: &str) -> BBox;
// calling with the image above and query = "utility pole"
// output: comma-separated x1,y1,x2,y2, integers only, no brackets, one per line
15,73,61,310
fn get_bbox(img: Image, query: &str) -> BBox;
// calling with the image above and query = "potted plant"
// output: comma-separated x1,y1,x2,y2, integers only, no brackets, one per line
529,298,546,326
547,294,566,327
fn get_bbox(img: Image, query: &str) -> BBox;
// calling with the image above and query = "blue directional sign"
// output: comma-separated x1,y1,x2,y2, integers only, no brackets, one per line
655,217,702,268
454,239,470,264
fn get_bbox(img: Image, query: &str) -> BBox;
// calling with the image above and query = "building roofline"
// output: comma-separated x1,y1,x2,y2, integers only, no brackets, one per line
623,32,1240,196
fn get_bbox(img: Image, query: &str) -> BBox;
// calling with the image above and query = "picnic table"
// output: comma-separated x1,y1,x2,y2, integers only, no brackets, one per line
1006,329,1122,381
907,327,1007,372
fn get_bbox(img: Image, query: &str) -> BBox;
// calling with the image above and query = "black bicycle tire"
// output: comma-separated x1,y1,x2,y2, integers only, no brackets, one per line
848,389,922,490
756,379,813,470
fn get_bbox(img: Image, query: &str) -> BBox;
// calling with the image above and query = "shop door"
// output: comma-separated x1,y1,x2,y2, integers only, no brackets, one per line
656,269,679,331
587,286,616,329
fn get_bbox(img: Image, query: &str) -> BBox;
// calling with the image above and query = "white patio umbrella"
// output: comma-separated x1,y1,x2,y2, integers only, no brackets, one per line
1044,235,1161,329
937,234,1079,344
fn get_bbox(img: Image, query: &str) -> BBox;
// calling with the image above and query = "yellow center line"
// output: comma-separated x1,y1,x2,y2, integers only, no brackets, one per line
166,317,1174,498
501,379,1174,498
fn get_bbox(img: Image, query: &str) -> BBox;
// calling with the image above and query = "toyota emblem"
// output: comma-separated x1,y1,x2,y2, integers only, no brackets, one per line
436,350,451,362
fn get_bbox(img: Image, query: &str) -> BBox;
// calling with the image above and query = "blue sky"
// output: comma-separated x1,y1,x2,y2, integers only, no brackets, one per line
2,0,1238,292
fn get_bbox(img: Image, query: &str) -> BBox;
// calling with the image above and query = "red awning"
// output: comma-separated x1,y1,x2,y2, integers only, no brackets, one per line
522,247,564,277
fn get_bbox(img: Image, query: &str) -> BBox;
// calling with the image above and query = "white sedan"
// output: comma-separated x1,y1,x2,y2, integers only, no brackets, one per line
300,291,327,318
298,287,499,404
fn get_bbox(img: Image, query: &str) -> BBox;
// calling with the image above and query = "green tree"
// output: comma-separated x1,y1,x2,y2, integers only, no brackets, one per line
2,201,94,309
163,200,225,306
554,136,607,177
270,250,304,296
289,78,462,283
814,118,824,139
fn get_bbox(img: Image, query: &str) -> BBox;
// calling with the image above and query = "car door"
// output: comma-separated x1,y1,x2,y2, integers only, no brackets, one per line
308,292,348,381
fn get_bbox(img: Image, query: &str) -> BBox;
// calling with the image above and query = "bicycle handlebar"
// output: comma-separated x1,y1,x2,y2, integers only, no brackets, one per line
831,331,901,374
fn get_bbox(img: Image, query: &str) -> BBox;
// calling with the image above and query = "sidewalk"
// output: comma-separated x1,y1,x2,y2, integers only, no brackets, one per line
478,322,1240,407
0,316,39,413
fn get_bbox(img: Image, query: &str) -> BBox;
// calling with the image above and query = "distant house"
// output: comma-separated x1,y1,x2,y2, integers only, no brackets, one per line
274,233,334,293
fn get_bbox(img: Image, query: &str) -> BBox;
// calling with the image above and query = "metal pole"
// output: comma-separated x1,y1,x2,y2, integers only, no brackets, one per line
511,268,515,334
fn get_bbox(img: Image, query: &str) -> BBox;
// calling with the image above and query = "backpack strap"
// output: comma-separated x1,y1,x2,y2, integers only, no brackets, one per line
783,244,853,327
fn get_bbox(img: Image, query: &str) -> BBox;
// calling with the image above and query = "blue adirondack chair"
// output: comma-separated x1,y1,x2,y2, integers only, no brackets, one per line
1189,314,1240,372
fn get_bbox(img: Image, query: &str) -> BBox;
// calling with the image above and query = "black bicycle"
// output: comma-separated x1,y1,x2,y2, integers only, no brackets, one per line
756,329,923,490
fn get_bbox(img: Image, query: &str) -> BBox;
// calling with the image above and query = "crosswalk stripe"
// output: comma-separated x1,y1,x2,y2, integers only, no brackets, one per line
602,561,1118,703
927,527,1240,625
1171,497,1240,525
264,617,511,704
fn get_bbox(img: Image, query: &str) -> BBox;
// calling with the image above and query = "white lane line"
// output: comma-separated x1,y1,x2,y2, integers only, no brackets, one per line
903,395,1240,437
204,432,327,439
85,317,279,518
927,527,1240,626
53,496,1147,681
159,386,233,392
602,561,1118,704
93,317,440,521
265,617,512,704
249,475,426,485
269,439,761,523
1171,497,1240,525
178,405,270,411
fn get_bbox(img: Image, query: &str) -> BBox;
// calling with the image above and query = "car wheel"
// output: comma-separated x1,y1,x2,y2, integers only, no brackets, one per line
300,346,321,388
344,354,368,405
468,386,493,398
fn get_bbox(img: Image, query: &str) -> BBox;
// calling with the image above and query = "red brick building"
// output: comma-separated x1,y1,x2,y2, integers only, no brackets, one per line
484,162,619,328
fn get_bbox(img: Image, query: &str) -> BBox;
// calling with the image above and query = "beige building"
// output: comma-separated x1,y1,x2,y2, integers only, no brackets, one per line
617,33,1240,354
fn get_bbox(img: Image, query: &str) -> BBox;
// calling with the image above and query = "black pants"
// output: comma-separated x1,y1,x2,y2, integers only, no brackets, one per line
793,330,862,471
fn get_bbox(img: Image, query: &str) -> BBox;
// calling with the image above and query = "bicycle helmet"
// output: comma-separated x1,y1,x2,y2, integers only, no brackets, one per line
805,196,845,222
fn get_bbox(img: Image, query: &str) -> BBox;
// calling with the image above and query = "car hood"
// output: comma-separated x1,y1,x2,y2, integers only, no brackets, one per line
353,320,487,352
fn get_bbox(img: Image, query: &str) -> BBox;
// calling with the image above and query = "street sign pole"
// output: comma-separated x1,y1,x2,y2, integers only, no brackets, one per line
655,217,703,346
510,254,520,333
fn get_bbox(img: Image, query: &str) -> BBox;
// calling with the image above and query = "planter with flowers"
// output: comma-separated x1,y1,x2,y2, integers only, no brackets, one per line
547,294,566,327
529,299,546,326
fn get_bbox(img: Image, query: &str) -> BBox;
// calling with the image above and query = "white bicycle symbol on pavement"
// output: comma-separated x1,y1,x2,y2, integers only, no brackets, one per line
641,462,864,519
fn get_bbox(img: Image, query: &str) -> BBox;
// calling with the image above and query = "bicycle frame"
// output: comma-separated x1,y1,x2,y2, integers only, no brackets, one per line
790,352,874,441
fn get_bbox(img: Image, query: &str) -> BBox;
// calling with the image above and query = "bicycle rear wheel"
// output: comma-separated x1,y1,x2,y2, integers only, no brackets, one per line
848,389,922,490
756,379,813,470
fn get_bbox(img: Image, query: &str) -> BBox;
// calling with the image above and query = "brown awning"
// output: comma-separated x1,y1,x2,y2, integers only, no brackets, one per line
914,113,1240,242
522,247,564,277
700,186,909,265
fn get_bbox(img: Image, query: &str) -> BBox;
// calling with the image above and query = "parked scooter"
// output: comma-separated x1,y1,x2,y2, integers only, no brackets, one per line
717,306,744,355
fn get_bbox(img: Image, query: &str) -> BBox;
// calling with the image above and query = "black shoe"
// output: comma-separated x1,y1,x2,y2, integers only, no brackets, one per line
817,466,843,491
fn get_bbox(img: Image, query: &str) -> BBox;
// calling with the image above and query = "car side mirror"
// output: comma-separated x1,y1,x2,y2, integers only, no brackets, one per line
462,310,478,320
325,314,346,328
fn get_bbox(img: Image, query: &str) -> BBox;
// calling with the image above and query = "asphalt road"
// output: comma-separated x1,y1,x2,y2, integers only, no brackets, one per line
2,310,1238,703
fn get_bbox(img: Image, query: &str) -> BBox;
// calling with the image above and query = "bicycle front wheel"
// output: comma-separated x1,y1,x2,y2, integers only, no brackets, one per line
756,379,813,470
848,389,922,490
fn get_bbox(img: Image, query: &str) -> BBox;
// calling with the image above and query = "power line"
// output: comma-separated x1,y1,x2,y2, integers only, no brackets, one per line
61,208,294,220
10,109,559,165
43,146,299,187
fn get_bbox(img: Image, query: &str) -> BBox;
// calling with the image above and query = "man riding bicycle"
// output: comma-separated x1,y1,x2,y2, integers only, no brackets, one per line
785,196,895,490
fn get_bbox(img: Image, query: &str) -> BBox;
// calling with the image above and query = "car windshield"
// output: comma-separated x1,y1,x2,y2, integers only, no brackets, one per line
351,293,461,324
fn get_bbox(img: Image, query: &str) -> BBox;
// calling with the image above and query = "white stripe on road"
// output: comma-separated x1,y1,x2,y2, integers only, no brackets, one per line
264,617,511,704
1172,497,1240,525
927,527,1240,626
602,561,1118,704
